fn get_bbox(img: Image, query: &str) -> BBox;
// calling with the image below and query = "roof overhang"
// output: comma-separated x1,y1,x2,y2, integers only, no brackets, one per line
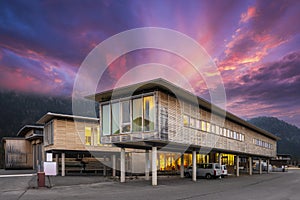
37,112,99,124
17,125,44,137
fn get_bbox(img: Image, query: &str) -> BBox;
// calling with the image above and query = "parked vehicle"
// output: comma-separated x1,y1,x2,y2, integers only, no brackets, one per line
184,163,222,179
221,165,228,178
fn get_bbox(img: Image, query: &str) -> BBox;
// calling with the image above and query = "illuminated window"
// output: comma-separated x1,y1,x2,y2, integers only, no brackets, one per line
85,127,92,146
144,96,155,131
96,127,101,145
206,122,211,132
183,115,190,126
132,98,143,132
201,121,206,131
233,131,237,139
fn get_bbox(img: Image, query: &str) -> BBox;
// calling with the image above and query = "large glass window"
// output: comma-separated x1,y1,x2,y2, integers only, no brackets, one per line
121,100,131,132
132,98,143,132
144,96,155,131
102,104,110,135
112,103,120,134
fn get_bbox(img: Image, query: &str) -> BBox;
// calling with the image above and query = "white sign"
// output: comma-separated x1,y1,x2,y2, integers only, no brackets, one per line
44,162,57,176
46,153,53,162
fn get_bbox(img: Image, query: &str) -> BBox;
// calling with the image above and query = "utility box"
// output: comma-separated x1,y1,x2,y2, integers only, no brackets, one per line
37,172,45,188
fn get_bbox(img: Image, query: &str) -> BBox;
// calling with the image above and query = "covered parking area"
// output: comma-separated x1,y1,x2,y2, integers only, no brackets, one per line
113,141,273,185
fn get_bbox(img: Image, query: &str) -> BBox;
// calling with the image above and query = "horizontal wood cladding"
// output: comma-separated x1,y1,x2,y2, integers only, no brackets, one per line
158,91,276,157
44,119,119,152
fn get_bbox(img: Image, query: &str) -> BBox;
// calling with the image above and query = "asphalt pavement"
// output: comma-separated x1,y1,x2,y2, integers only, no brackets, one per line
0,169,300,200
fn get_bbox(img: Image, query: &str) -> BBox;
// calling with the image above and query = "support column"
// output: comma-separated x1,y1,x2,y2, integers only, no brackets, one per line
61,152,65,177
249,157,252,175
219,153,222,166
112,154,116,177
103,165,107,176
145,150,150,181
236,155,240,177
152,147,157,186
267,159,270,174
120,148,125,183
259,158,262,174
192,151,196,182
180,154,184,178
55,154,59,175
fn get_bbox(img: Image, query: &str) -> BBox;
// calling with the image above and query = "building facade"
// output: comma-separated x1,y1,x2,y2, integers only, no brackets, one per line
92,79,279,185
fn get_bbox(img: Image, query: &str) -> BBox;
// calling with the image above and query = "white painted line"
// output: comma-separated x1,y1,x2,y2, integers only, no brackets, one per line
0,174,35,178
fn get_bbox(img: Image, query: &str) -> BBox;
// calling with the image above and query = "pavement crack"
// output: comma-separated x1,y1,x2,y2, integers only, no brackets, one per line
17,190,27,200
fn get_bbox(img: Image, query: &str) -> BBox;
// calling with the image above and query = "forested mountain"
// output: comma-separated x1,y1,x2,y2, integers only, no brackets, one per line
248,117,300,160
0,91,72,139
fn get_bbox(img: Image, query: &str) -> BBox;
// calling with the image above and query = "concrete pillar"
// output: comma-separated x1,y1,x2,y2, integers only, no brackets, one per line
236,155,240,177
145,150,150,181
219,153,222,166
112,154,116,177
55,154,59,175
267,159,270,173
120,148,125,183
192,151,197,182
103,165,107,176
249,157,252,175
259,158,262,174
152,147,157,186
61,152,65,177
180,154,184,178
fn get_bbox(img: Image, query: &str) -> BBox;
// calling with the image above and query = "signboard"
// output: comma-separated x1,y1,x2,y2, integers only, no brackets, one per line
46,153,53,162
44,162,57,176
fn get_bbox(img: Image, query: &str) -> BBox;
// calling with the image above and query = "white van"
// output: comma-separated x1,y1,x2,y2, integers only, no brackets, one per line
185,163,222,179
221,165,228,178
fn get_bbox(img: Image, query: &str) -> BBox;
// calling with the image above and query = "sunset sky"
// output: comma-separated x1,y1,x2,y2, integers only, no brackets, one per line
0,0,299,126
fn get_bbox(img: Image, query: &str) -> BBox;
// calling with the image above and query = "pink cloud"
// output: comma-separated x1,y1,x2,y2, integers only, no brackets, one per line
240,6,257,23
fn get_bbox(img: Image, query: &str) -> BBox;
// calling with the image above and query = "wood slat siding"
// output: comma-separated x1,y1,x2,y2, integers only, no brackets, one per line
158,91,276,157
44,119,119,152
4,139,32,169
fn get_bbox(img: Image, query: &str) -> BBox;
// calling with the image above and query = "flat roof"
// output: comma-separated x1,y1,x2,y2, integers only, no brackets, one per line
36,112,99,124
17,125,44,137
88,78,280,141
